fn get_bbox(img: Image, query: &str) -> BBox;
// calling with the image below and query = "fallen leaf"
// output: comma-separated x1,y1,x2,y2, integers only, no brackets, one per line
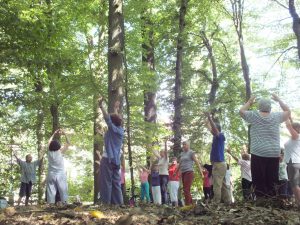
89,210,105,219
4,207,16,216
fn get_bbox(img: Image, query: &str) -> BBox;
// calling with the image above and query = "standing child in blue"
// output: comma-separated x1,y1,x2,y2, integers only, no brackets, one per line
46,129,70,205
151,164,161,205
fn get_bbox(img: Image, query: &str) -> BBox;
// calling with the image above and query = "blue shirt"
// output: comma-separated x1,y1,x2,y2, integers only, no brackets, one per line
104,116,124,166
210,133,225,162
18,159,41,184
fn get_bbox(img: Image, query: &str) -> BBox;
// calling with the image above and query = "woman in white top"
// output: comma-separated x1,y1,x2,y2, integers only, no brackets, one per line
46,129,70,204
154,139,169,204
284,119,300,205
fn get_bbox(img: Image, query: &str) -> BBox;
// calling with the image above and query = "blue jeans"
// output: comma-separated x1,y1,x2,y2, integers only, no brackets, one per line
160,175,169,204
140,182,150,202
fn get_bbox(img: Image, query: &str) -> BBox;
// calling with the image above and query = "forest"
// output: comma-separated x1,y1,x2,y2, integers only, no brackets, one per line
1,0,300,224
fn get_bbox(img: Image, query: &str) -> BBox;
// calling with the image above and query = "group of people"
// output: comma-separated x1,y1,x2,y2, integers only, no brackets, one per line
14,93,300,208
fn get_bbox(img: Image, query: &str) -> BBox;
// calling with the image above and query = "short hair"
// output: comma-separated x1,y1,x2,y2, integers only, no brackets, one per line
110,114,122,127
49,140,61,151
259,98,271,113
171,156,177,161
182,140,190,146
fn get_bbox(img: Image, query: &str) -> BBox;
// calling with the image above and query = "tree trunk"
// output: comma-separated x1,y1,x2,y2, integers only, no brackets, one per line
35,80,45,204
93,94,103,204
289,0,300,60
173,0,188,157
142,8,157,165
108,0,124,113
200,31,219,120
230,0,251,100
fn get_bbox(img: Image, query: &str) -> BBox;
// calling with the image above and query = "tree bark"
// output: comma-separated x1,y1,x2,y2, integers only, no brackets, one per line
35,79,45,204
289,0,300,60
173,0,188,157
200,31,219,120
230,0,251,100
108,0,124,113
142,7,157,166
93,94,103,203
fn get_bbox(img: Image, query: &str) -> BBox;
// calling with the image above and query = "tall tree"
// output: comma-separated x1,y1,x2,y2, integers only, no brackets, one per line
200,30,219,117
173,0,189,157
141,5,157,165
289,0,300,60
108,0,125,112
230,0,251,100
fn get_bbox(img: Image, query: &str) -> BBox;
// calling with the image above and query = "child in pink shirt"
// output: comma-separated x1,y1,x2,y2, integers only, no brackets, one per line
139,166,150,203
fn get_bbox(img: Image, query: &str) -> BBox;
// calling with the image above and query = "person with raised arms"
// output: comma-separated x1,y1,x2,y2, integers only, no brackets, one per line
239,94,290,198
46,128,70,205
98,98,124,205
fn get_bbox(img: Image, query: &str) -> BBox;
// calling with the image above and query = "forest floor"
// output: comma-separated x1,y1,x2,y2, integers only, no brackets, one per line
1,199,300,225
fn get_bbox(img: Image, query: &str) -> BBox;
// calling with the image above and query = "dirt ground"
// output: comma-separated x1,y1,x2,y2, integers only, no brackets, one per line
1,200,300,225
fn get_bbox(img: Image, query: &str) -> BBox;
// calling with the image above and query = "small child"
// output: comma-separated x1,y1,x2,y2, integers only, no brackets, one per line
46,129,70,205
223,164,233,204
203,164,213,204
139,166,150,203
168,157,180,206
278,151,288,199
151,165,161,205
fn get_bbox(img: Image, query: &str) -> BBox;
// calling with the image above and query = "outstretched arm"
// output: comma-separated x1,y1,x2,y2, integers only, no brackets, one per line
227,147,239,162
60,129,70,153
272,94,291,121
192,154,203,177
164,138,168,159
206,113,220,136
48,129,59,147
286,119,299,140
239,96,255,116
98,97,109,120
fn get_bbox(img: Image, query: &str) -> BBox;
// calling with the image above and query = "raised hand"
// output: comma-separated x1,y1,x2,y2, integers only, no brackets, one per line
271,93,280,102
248,96,256,104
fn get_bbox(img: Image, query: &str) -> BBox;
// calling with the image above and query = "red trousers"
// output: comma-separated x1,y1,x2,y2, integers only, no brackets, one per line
182,171,194,205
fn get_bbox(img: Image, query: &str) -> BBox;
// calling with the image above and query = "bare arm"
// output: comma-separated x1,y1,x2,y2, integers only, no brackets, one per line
60,130,70,153
98,97,109,119
164,139,168,159
192,154,203,177
272,94,291,121
227,148,239,162
286,120,299,140
48,129,59,147
239,96,255,116
206,113,220,136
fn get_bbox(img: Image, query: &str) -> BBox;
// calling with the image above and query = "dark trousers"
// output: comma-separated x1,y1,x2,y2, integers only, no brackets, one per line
159,175,169,204
251,154,279,197
242,178,253,200
19,181,32,198
99,157,123,205
203,187,213,200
